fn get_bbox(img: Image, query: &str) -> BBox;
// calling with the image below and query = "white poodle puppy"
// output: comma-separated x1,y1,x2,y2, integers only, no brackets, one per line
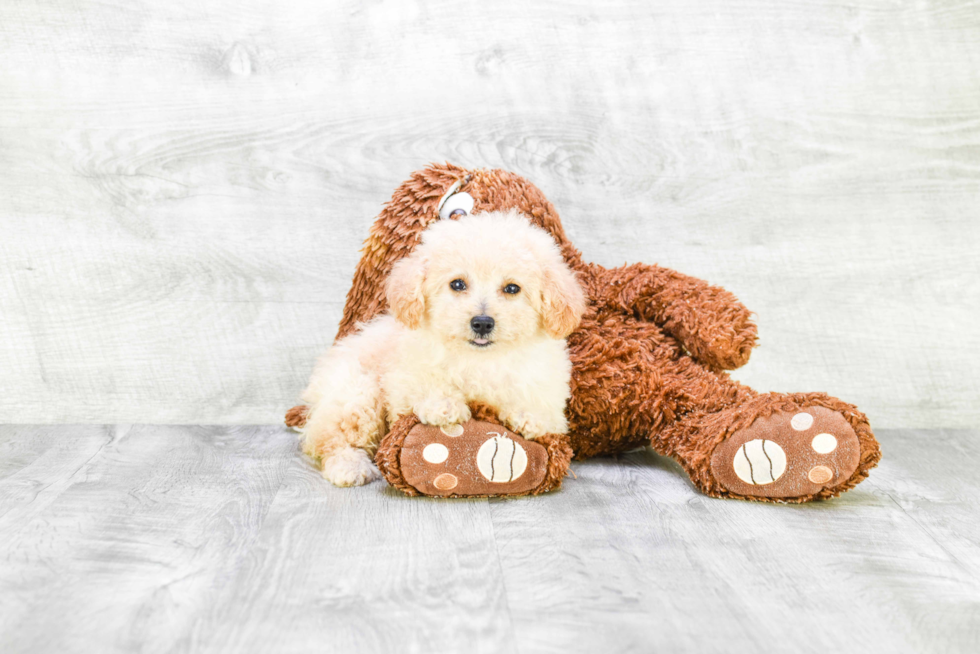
298,210,587,487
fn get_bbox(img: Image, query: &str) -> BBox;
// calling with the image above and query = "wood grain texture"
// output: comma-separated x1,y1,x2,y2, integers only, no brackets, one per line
1,0,978,427
0,425,977,653
0,425,293,653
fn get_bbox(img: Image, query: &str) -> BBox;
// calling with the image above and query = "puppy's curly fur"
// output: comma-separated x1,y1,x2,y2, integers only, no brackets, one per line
298,211,585,487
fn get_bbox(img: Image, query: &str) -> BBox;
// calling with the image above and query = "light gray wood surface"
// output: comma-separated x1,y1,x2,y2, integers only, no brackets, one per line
0,425,977,654
1,1,978,428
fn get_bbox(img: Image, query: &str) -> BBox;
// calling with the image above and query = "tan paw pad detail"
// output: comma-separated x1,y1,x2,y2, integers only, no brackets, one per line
732,439,787,485
790,412,814,431
433,473,458,490
422,443,449,464
811,433,837,454
808,466,834,484
440,424,464,438
711,406,861,499
476,434,528,483
399,421,549,496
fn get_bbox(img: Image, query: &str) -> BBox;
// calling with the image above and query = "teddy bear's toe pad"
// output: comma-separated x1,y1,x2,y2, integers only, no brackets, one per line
399,421,548,496
710,406,861,499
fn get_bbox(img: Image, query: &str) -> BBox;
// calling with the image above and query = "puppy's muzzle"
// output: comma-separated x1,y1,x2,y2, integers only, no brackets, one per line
470,315,494,336
470,315,495,347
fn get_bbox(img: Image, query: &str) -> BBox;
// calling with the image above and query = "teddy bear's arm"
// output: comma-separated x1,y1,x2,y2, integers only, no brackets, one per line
593,262,758,370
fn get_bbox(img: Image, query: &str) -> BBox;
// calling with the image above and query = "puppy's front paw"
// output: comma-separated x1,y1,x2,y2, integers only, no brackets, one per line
501,411,566,441
321,447,382,487
414,396,471,427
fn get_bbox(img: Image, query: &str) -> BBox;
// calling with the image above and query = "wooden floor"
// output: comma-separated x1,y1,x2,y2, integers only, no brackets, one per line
1,426,976,653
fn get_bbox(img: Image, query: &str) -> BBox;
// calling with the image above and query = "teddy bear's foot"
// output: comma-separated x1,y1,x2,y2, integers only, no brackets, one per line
375,405,572,498
709,406,863,500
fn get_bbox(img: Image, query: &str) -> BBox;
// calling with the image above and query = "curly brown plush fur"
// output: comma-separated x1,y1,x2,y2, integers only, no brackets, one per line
290,163,881,503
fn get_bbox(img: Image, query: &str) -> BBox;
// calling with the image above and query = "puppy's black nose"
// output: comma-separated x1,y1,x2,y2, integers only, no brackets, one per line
470,315,495,335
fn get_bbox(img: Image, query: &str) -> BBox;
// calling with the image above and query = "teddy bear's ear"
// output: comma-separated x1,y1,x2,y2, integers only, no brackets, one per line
541,264,587,339
386,253,427,329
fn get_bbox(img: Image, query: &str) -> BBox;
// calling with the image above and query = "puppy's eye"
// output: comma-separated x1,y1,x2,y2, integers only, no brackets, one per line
438,191,475,221
503,283,521,295
450,279,467,292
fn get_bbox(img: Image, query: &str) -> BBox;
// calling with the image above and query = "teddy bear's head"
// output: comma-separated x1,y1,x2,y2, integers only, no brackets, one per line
337,163,585,340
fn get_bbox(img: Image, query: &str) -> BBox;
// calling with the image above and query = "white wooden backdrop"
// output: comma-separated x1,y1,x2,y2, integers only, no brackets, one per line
1,0,977,427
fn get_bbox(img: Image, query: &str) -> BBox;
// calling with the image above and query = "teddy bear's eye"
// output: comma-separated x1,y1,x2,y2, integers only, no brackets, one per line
438,191,474,221
450,279,467,292
503,283,521,295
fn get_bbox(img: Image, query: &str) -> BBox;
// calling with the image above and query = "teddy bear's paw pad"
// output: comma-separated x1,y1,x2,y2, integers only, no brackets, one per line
710,406,861,498
399,421,548,497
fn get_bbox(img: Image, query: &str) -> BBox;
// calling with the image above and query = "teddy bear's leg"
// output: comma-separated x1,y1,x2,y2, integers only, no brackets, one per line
648,366,881,502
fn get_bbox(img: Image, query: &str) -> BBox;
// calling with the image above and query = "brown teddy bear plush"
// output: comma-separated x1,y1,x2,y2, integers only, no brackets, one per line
287,163,881,503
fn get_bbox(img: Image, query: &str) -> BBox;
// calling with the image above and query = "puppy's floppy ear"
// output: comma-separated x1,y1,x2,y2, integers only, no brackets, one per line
541,262,587,339
386,253,427,329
